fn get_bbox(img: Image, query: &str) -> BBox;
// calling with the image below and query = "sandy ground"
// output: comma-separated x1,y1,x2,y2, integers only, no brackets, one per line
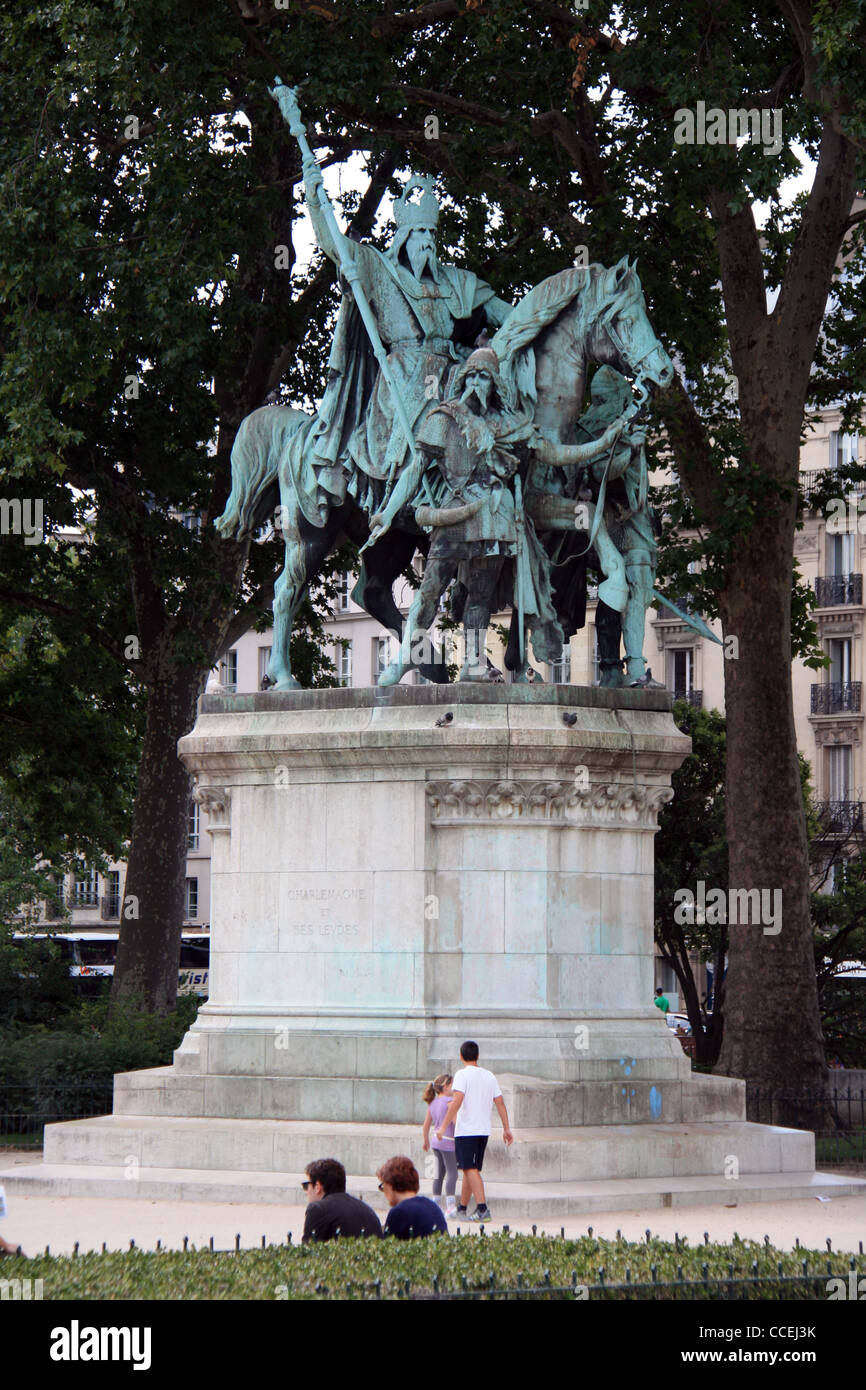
1,1154,865,1258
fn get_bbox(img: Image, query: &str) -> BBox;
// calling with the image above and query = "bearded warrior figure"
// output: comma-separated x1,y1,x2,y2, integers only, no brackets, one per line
299,165,513,524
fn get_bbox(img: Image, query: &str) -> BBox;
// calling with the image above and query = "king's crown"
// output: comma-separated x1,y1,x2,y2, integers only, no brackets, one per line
394,176,440,230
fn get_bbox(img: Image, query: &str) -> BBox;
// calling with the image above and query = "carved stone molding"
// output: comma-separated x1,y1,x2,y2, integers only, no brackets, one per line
812,723,861,747
425,779,673,828
817,613,862,639
793,531,819,556
650,620,696,649
192,783,233,835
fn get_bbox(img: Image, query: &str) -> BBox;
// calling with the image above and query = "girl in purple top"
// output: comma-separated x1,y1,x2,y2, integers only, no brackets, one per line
422,1073,457,1218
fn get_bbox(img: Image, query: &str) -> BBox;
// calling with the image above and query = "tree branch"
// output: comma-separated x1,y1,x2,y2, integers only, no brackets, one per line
0,587,140,675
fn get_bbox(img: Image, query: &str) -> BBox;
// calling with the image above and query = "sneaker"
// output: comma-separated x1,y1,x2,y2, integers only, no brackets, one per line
445,1203,458,1219
468,1207,491,1222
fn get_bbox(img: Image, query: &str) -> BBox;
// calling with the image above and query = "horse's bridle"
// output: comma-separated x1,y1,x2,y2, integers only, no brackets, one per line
595,288,658,408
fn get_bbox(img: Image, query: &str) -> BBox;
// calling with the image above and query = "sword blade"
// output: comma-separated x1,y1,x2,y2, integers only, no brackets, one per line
652,589,723,644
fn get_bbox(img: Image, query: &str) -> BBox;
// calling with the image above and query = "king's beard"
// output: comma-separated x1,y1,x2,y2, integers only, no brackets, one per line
407,240,438,282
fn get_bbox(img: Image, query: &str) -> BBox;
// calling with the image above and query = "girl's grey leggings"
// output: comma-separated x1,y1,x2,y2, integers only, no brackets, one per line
433,1148,458,1196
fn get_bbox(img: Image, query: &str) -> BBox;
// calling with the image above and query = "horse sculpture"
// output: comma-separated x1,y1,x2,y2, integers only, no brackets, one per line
215,258,672,689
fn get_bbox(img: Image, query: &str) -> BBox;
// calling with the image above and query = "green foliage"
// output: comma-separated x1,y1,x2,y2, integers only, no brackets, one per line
0,1233,860,1300
0,996,199,1125
655,701,728,956
812,855,866,1067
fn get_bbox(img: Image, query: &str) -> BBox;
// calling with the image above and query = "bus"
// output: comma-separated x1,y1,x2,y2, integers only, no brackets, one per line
12,930,210,997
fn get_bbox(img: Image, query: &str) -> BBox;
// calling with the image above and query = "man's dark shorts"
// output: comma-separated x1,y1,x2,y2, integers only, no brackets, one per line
455,1135,489,1171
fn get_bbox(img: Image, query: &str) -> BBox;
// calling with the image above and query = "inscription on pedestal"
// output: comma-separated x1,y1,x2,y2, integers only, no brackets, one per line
279,875,372,950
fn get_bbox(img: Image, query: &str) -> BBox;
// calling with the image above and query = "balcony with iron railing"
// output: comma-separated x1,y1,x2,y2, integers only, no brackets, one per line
815,800,865,835
100,894,121,920
814,573,863,607
800,469,866,499
672,689,703,709
810,681,862,715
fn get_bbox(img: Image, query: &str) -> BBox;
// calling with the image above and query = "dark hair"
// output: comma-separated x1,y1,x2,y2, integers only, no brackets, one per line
654,987,663,995
460,1040,480,1062
305,1158,346,1195
377,1156,420,1194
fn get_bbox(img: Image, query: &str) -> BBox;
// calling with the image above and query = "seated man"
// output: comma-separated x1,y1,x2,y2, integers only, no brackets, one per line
301,1158,382,1243
377,1155,448,1239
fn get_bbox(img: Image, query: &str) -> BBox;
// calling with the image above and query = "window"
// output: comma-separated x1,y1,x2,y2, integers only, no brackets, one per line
179,512,202,532
668,648,694,695
185,878,199,920
336,641,353,687
220,650,238,693
338,573,351,611
104,871,121,919
828,637,852,686
373,634,393,680
188,800,200,851
828,531,856,575
258,646,272,688
592,626,601,685
550,642,572,684
830,432,860,470
657,961,678,994
827,745,852,804
73,869,99,907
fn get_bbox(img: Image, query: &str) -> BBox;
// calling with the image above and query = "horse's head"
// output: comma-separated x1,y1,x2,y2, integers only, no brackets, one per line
588,258,674,396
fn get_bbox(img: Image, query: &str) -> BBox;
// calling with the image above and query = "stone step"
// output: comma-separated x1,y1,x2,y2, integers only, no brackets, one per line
112,1068,745,1128
45,1114,812,1184
1,1161,863,1217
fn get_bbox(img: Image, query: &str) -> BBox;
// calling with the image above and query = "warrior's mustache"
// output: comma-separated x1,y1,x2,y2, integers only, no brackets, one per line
409,244,437,279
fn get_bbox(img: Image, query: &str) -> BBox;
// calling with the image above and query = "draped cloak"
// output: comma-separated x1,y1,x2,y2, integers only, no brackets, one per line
284,243,507,530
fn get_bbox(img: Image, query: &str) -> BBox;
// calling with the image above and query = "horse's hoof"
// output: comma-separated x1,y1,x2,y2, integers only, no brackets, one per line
270,675,302,691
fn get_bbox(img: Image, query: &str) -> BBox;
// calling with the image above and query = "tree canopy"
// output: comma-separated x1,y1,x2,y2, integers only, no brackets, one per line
0,2,864,1083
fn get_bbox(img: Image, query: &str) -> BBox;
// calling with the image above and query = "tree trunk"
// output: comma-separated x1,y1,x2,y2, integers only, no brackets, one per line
111,666,204,1013
717,501,827,1103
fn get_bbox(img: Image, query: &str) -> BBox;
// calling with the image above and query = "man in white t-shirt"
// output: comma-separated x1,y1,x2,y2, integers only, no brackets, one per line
435,1040,513,1222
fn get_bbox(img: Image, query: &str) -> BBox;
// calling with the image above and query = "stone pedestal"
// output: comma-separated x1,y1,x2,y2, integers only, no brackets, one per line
169,684,691,1112
8,685,863,1215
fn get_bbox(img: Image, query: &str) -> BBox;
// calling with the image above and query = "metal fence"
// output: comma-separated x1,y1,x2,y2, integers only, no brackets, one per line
0,1080,115,1150
747,1087,866,1165
24,1227,866,1302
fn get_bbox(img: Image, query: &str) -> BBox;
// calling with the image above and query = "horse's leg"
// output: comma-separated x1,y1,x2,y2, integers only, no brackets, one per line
379,559,457,686
363,531,451,683
269,487,309,689
268,501,343,690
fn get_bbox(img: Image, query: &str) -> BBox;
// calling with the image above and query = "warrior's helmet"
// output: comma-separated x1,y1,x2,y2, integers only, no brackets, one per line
450,346,510,410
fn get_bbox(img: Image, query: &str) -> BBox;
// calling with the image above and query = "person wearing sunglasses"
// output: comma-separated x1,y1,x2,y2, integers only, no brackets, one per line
301,1158,382,1244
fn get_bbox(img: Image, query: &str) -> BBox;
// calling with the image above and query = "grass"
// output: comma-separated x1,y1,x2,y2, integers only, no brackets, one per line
1,1233,862,1300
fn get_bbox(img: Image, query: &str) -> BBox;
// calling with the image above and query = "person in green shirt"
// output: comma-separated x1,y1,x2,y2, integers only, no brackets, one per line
654,987,670,1013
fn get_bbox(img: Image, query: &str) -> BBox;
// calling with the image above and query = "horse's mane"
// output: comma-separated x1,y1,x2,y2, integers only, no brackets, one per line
491,266,597,364
491,265,605,410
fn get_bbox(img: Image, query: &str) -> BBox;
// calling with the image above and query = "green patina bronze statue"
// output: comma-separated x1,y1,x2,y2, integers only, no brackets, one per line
215,82,706,690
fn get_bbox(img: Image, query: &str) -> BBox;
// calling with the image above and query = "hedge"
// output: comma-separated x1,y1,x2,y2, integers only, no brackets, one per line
1,1233,862,1300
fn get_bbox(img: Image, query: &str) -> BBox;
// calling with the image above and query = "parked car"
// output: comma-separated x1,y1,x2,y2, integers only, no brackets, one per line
665,1012,693,1035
